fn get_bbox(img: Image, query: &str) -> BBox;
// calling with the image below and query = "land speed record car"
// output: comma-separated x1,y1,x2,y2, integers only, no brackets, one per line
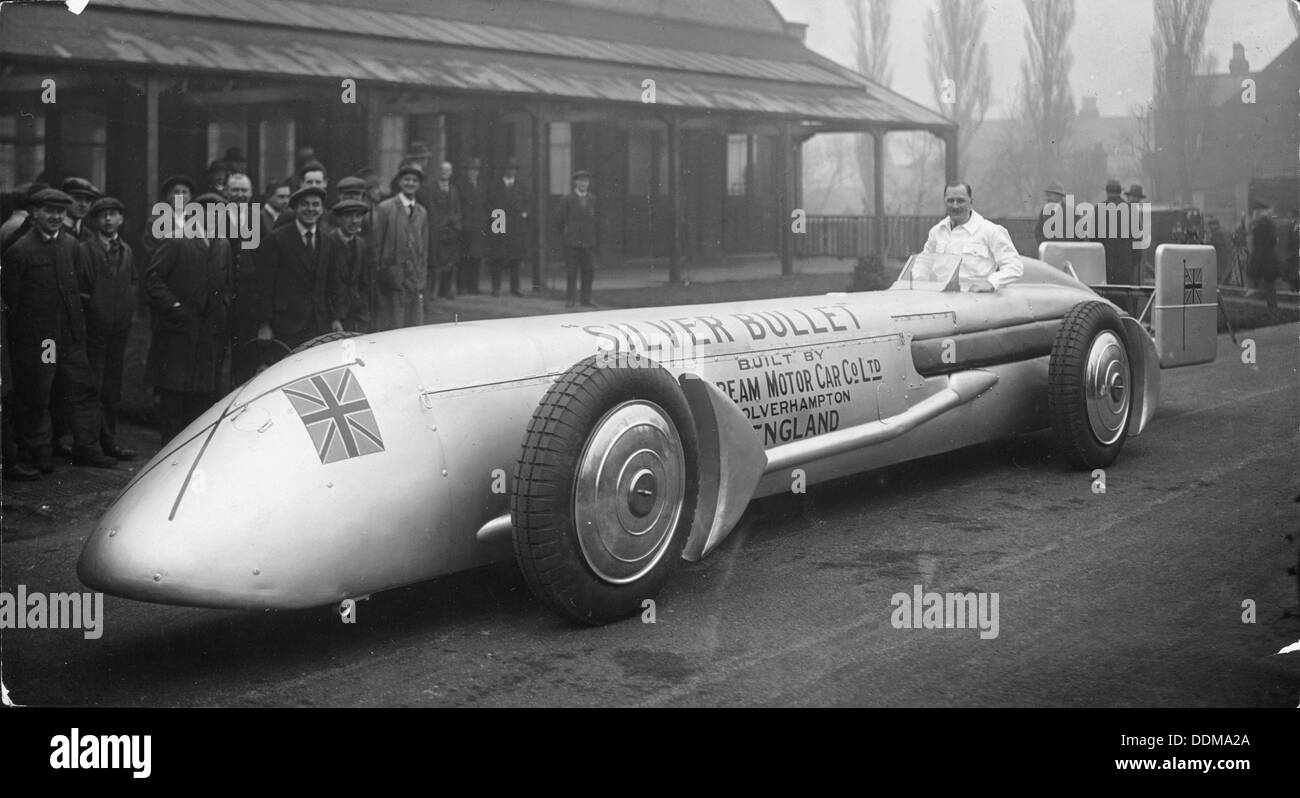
78,244,1219,625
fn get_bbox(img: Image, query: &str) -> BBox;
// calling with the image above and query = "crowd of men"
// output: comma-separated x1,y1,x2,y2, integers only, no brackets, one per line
0,143,604,479
1034,178,1299,304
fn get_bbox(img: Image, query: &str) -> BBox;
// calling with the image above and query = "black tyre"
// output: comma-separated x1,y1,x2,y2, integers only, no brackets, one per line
512,354,699,625
1048,301,1133,469
290,330,363,354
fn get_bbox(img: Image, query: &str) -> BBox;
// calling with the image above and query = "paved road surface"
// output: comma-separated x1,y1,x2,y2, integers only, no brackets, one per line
2,325,1296,707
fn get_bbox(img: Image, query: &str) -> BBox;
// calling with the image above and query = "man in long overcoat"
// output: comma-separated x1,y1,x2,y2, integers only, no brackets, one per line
144,193,232,444
372,164,429,330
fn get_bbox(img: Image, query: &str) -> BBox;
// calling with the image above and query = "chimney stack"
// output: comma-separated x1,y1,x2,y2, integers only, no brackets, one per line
1229,42,1249,76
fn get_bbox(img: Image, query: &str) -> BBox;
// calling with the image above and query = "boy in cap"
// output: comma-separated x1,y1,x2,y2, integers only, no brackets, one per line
329,198,374,332
372,163,429,330
79,197,137,460
337,175,373,237
556,169,599,307
2,189,116,470
61,177,101,241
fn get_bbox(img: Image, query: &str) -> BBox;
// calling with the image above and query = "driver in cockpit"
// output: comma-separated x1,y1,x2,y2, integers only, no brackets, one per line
922,182,1023,292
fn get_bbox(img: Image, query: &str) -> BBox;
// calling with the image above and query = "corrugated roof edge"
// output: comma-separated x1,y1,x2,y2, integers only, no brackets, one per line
81,0,855,89
800,49,955,130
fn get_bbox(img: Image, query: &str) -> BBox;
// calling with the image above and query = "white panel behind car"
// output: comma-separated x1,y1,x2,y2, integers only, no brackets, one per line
1153,244,1218,368
1038,241,1107,286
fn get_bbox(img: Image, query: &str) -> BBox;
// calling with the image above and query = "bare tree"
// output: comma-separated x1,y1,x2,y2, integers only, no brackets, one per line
988,95,1039,214
847,0,893,212
1117,101,1158,190
1017,0,1076,192
1152,0,1213,204
925,0,992,167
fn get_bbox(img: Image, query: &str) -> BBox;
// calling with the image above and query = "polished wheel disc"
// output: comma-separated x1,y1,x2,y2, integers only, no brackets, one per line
573,401,685,584
1084,330,1131,446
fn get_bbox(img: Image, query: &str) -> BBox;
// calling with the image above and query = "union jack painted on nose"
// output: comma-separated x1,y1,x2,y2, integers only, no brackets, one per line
282,367,385,464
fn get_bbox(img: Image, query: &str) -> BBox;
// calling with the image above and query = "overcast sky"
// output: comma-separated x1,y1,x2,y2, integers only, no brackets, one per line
772,0,1297,117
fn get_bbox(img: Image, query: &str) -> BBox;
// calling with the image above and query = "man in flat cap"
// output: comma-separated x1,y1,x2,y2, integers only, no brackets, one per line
2,188,115,470
372,163,429,330
61,177,101,242
557,169,599,307
430,161,462,300
144,191,233,444
488,156,529,297
458,157,487,294
275,161,333,233
329,198,375,332
79,197,137,461
337,175,373,238
256,185,344,353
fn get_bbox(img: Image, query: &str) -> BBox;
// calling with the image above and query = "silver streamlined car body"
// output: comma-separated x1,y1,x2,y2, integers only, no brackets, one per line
78,246,1218,624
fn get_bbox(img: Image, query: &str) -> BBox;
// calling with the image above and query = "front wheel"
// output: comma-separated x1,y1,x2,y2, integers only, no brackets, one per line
1048,301,1133,469
511,354,699,625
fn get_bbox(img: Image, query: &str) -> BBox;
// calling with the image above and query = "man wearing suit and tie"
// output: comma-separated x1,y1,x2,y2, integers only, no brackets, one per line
256,185,344,352
371,163,429,330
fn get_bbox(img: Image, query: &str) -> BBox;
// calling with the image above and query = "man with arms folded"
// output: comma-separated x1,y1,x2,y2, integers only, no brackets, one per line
923,182,1022,292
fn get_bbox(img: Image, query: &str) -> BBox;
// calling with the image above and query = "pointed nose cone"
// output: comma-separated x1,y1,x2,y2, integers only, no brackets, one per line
78,340,453,610
77,400,274,608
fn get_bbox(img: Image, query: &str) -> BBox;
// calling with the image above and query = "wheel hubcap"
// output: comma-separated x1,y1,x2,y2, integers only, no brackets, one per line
1084,331,1131,446
574,401,685,584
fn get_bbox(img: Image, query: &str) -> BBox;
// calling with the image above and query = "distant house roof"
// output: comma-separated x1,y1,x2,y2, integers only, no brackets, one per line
1189,36,1300,107
0,0,953,130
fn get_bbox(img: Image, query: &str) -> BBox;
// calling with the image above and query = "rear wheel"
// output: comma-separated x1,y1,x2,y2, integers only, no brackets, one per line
1048,301,1133,469
512,354,699,625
